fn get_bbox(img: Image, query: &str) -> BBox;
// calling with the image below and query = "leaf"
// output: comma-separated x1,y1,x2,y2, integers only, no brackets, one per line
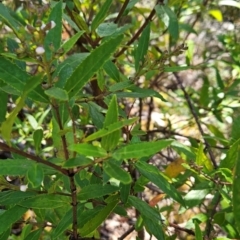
44,1,63,60
128,196,164,240
60,31,85,55
64,34,123,98
0,3,22,37
109,80,134,92
149,194,166,207
164,65,191,72
101,95,120,151
91,0,113,31
155,4,179,40
27,164,44,188
80,200,118,237
0,90,7,123
184,189,209,208
135,23,150,71
0,190,36,206
63,156,93,168
135,161,185,206
88,102,105,129
103,160,132,184
96,22,118,37
78,184,119,200
113,139,173,160
19,194,69,209
214,67,224,89
196,143,213,171
0,57,48,102
24,229,42,240
84,117,138,142
0,228,10,240
0,205,27,234
72,11,89,32
0,159,34,175
45,87,69,101
33,128,43,154
165,158,185,178
103,60,120,82
68,143,108,157
51,206,73,238
97,69,105,91
120,183,131,204
194,220,203,240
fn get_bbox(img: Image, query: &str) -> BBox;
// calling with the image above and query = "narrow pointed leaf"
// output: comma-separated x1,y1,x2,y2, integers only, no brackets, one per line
78,184,119,200
45,87,69,101
84,117,138,142
24,229,42,240
0,205,27,234
135,161,185,206
64,34,123,98
27,164,44,188
103,60,120,82
91,0,113,31
104,160,132,184
68,143,108,157
113,139,173,160
80,200,118,237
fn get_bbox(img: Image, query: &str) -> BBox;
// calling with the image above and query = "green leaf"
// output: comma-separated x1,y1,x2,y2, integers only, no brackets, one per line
164,65,191,72
60,31,85,55
88,102,105,129
72,11,89,32
80,200,118,237
51,206,73,238
44,1,63,60
68,143,108,157
45,87,69,101
0,90,7,123
33,128,43,154
0,191,36,206
184,189,209,208
113,139,173,160
97,69,105,91
135,23,150,71
104,160,132,184
19,194,69,209
103,60,120,82
0,159,34,175
0,3,22,37
64,34,123,98
109,80,134,92
155,5,179,40
231,116,240,144
78,184,119,200
101,95,120,151
196,143,213,171
214,67,225,90
27,164,44,188
96,22,118,37
194,220,203,240
0,57,48,102
63,156,93,168
91,0,113,31
0,228,10,240
128,196,163,231
135,161,185,206
24,229,42,240
120,183,131,204
84,117,138,142
0,205,27,234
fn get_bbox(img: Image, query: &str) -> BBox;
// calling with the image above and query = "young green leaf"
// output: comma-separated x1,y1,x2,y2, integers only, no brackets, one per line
33,128,43,154
91,0,113,31
72,11,90,32
19,194,70,209
113,139,173,160
60,31,85,55
44,1,63,60
196,143,213,171
135,161,185,206
103,60,120,82
0,205,27,234
64,34,123,98
80,200,118,237
84,117,138,142
135,23,150,71
96,22,118,37
103,160,132,184
101,95,120,151
24,229,42,240
27,164,44,188
128,195,162,222
78,184,119,200
120,183,131,204
45,87,69,101
63,156,93,168
194,220,203,240
68,143,108,157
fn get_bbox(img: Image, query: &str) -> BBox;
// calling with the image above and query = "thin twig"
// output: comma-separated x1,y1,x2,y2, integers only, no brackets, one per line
114,0,130,23
169,222,195,236
173,73,217,168
118,226,135,240
0,142,68,175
